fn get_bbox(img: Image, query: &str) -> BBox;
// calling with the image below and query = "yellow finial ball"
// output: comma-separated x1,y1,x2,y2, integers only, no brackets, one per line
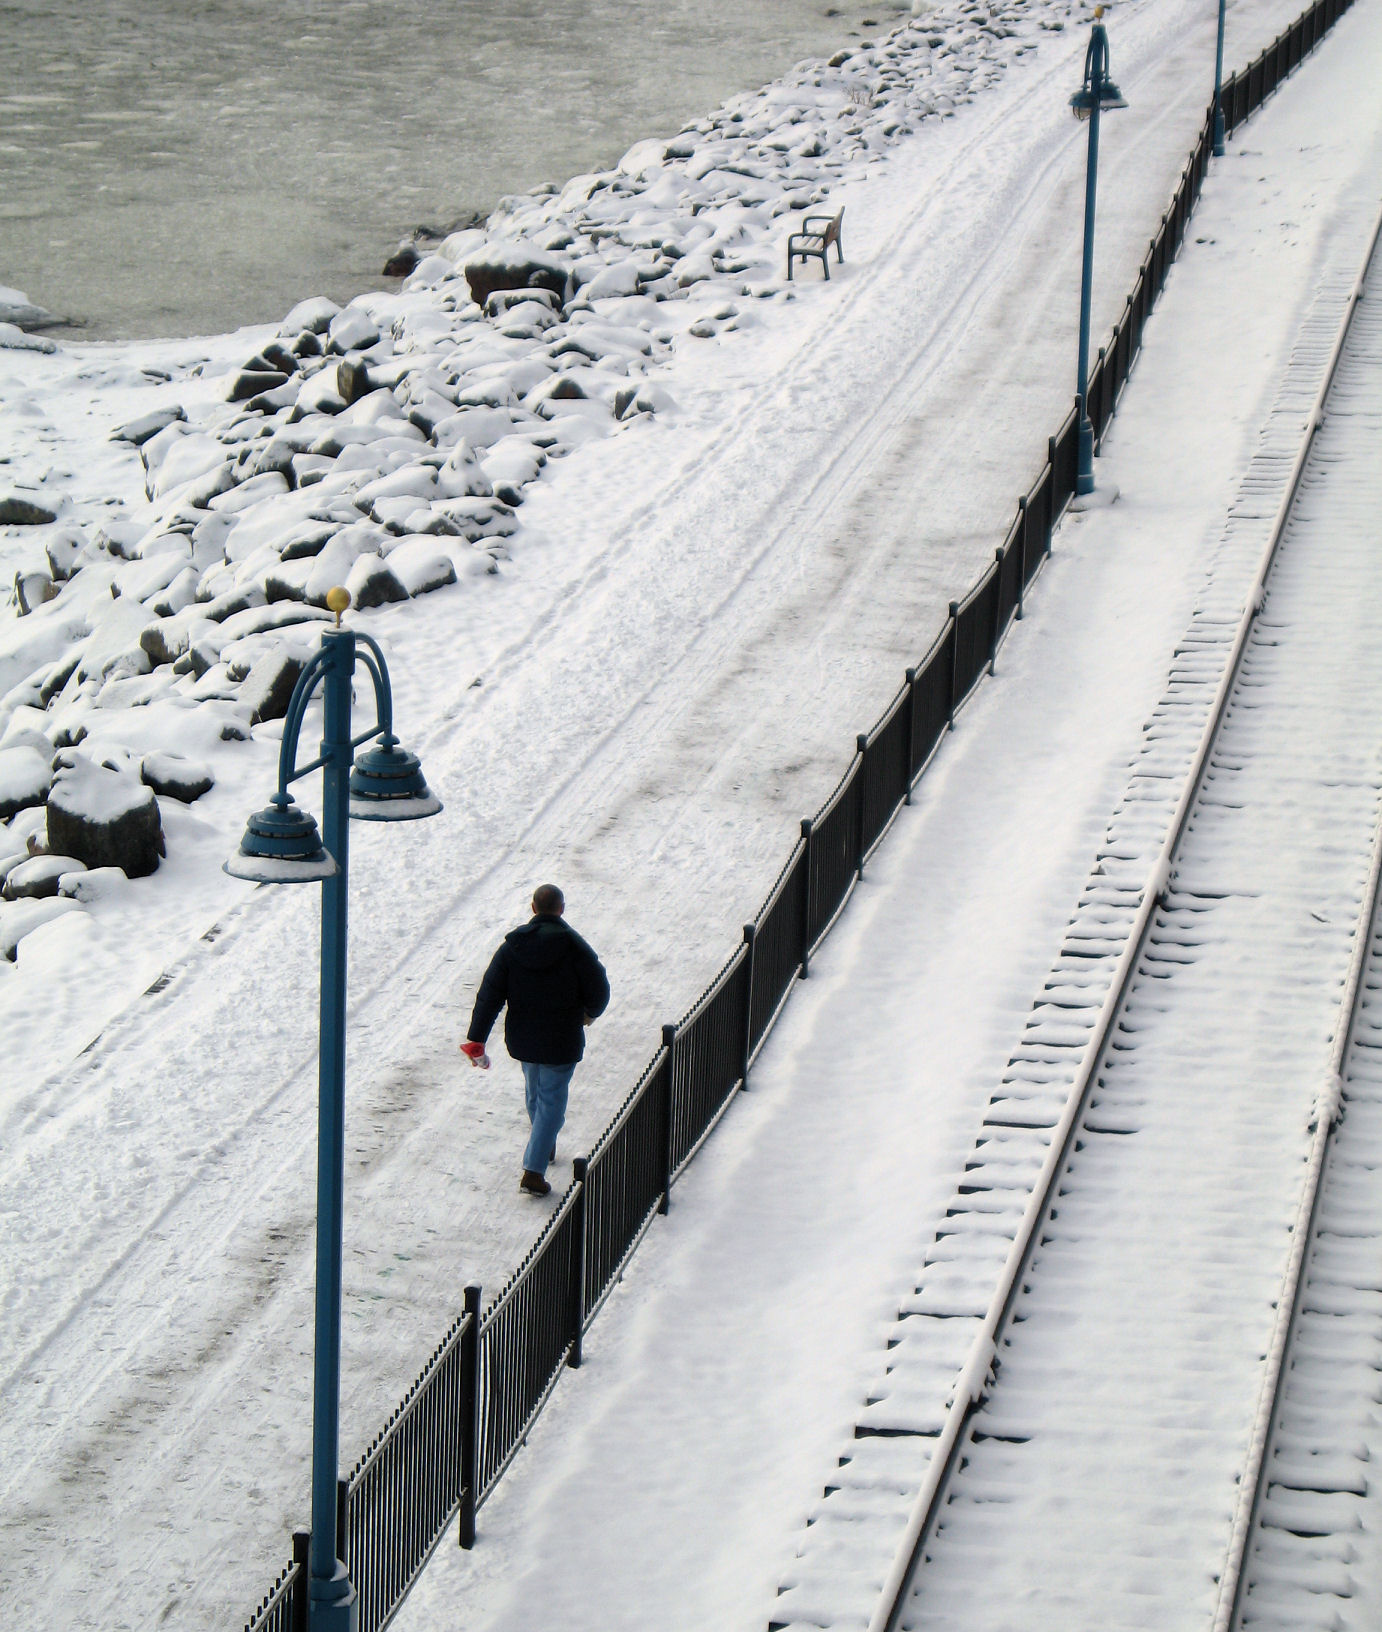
325,586,351,625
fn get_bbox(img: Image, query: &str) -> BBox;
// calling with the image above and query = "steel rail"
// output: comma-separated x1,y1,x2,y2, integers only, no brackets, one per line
869,191,1382,1632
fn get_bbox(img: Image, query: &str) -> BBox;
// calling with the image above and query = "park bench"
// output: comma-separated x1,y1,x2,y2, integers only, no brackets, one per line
786,207,845,281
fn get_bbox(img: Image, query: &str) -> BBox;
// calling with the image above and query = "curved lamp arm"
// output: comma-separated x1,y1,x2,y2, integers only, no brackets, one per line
353,633,395,741
274,648,331,797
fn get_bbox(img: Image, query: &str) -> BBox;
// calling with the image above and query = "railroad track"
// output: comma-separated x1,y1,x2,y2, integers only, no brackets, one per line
769,207,1382,1632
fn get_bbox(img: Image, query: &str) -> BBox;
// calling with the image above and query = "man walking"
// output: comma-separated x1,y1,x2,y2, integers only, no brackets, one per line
461,885,610,1196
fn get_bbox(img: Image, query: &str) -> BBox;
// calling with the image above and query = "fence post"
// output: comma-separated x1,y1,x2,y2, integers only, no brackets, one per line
740,923,757,1087
947,601,960,729
903,668,917,797
1046,441,1057,547
336,1478,350,1573
659,1025,676,1212
1015,500,1027,619
457,1283,481,1549
292,1530,311,1632
1097,346,1108,437
800,818,815,977
989,549,1003,674
855,735,868,879
569,1158,588,1368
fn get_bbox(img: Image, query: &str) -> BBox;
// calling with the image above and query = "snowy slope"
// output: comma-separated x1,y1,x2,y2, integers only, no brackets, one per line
0,0,1355,1626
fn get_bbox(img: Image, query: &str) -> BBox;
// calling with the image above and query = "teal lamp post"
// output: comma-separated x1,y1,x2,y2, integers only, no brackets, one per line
1070,6,1127,497
226,586,440,1632
1212,0,1228,155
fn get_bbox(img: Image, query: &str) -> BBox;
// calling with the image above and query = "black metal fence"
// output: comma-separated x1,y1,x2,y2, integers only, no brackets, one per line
245,3,1354,1623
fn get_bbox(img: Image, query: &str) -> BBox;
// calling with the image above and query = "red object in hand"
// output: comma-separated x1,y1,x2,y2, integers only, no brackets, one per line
461,1040,490,1069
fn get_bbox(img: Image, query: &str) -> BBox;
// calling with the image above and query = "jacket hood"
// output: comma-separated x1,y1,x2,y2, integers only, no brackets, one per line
504,915,573,971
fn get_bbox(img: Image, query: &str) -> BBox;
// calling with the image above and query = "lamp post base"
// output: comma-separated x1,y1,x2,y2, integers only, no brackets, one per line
309,1562,358,1632
1212,106,1225,158
1070,480,1120,512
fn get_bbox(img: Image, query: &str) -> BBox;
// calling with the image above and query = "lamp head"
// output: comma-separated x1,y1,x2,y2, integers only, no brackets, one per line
224,791,337,883
1070,80,1127,117
1070,14,1127,121
349,736,442,822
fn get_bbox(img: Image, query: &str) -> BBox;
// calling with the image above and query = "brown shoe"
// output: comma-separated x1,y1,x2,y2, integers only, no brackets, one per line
519,1170,551,1196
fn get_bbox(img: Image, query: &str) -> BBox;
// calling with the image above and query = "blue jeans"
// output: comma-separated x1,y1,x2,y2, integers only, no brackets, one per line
521,1061,575,1174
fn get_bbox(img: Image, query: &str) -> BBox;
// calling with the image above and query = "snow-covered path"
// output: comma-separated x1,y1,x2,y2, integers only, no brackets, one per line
391,12,1382,1628
0,0,1371,1627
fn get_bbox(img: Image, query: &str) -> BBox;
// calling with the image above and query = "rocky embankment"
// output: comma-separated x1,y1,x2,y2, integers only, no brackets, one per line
0,0,1072,958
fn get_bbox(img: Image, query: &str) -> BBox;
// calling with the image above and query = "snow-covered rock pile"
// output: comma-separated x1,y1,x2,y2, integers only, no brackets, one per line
0,283,56,338
0,0,1079,960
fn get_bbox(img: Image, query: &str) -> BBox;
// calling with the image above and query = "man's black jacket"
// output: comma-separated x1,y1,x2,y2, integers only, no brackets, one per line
467,914,610,1065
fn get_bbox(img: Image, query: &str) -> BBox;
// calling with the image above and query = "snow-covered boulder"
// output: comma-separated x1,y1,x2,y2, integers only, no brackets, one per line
141,608,210,671
344,554,408,610
0,897,82,961
0,488,58,526
46,752,164,878
382,241,420,278
618,138,670,178
0,321,55,354
2,853,84,901
140,752,214,804
463,242,569,311
227,364,291,402
110,405,186,447
57,866,130,904
280,295,340,336
328,306,381,354
383,539,458,597
422,495,516,541
575,261,642,301
240,646,306,726
13,570,58,615
482,438,546,490
0,284,54,330
299,528,389,606
43,525,88,582
435,441,494,500
0,745,53,820
294,368,349,417
336,358,372,406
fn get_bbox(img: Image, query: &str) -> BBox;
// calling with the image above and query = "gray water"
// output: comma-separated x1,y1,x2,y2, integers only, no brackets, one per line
3,0,896,340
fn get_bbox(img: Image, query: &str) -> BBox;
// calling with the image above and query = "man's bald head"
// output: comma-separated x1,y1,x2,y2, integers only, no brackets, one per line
532,883,565,916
